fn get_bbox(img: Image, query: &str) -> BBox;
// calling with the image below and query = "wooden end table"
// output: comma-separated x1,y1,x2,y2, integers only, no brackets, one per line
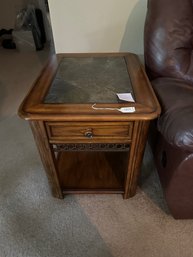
18,53,160,199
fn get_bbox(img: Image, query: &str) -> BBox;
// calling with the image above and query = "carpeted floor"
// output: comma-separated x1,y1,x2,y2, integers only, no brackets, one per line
1,48,193,257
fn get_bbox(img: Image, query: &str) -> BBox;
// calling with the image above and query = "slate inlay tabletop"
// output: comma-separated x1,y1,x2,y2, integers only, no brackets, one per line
44,57,134,104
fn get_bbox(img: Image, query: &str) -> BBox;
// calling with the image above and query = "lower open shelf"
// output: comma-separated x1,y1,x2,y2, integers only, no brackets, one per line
57,151,129,194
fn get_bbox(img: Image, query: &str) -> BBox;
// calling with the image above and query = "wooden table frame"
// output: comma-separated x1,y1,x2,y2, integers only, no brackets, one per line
19,52,160,199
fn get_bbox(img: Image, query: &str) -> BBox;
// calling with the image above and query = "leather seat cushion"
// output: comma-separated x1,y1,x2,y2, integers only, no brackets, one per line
152,77,193,151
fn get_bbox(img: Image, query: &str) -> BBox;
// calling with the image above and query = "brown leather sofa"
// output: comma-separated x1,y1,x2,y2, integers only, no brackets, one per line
144,0,193,219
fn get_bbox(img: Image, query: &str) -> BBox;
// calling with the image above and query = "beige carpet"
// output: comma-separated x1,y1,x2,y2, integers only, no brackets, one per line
1,47,193,257
0,47,50,120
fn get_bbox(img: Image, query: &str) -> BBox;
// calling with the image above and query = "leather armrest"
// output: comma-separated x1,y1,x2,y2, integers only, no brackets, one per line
151,77,193,151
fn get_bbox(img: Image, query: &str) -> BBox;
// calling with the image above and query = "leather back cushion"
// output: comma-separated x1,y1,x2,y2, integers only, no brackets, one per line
144,0,193,84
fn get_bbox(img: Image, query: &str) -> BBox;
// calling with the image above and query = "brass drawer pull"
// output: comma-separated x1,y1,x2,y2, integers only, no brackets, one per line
85,130,93,138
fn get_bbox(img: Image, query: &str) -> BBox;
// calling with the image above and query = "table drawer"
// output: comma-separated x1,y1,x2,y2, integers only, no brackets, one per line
46,122,133,143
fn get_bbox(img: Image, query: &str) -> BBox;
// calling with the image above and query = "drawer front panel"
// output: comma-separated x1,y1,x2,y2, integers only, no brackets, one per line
46,122,133,143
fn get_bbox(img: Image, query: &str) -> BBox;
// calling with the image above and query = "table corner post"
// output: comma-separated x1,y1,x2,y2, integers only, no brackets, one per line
124,120,150,199
30,120,63,199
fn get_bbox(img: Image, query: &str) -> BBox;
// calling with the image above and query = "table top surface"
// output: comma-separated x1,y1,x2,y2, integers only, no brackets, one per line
18,52,160,121
44,56,134,104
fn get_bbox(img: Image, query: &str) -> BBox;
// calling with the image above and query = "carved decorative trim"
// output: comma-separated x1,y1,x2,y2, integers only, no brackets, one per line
52,143,130,152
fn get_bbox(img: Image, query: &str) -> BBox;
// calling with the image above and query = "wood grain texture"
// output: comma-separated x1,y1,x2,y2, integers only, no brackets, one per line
30,121,63,198
123,121,150,199
46,121,133,143
57,151,128,193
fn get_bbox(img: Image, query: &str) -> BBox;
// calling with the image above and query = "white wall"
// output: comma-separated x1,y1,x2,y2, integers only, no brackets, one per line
48,0,147,54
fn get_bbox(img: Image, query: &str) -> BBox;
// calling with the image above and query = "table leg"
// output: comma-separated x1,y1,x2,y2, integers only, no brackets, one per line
30,121,63,199
123,121,150,199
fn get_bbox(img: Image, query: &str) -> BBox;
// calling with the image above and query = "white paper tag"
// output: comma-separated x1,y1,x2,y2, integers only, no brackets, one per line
117,93,135,102
119,107,135,113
